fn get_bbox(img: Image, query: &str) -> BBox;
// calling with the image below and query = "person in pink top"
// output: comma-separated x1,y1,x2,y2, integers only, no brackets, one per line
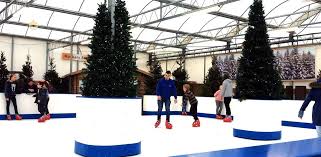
214,85,224,119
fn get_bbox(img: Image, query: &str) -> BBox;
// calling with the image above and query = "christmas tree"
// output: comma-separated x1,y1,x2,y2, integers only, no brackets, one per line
318,69,321,79
0,51,9,92
202,55,223,97
113,0,137,96
20,53,33,79
173,54,189,95
82,2,113,96
44,57,61,93
235,0,283,100
82,1,137,97
145,53,163,95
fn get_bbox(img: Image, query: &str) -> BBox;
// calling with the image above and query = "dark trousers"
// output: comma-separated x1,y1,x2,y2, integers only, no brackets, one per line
6,96,19,115
190,103,198,121
224,97,232,116
38,98,50,115
157,99,171,122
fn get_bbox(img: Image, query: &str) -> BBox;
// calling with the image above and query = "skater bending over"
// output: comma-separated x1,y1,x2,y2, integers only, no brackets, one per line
4,74,22,120
183,84,200,127
35,81,50,123
155,71,177,129
298,76,321,137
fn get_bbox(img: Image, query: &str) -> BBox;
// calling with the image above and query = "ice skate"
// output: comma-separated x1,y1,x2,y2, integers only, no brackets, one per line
192,120,200,127
15,115,22,120
165,121,172,129
154,120,161,128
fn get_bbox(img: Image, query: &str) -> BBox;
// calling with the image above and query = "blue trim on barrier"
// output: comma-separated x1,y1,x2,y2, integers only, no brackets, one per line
77,96,142,99
233,128,281,140
75,141,141,157
174,138,321,157
0,113,76,120
282,120,316,129
142,111,225,119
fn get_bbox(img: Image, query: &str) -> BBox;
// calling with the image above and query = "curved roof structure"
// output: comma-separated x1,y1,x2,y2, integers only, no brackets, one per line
1,0,321,58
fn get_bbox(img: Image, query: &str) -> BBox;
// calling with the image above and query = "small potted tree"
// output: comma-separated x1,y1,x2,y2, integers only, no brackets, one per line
74,1,141,157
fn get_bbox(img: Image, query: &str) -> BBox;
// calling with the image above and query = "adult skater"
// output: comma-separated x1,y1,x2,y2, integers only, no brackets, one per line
221,73,233,122
298,76,321,137
4,74,22,120
155,71,177,129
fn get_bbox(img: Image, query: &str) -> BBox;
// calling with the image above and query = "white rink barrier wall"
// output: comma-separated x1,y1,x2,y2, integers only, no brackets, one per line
75,97,142,157
0,93,78,119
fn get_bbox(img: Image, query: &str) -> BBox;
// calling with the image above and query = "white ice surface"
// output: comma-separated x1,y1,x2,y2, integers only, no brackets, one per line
0,116,317,157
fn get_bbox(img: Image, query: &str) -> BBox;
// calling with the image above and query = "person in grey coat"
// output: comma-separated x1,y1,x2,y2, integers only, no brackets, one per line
221,73,233,122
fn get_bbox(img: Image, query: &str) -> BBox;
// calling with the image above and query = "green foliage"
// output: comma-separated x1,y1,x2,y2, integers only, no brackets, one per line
202,55,223,97
145,54,163,95
0,51,9,92
20,53,33,80
44,57,61,93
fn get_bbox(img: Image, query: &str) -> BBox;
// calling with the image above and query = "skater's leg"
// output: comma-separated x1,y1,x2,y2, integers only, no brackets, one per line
215,101,220,115
218,101,223,115
316,126,321,138
6,98,11,115
11,97,19,115
224,97,232,116
45,98,50,114
190,104,198,121
165,99,171,122
157,100,163,121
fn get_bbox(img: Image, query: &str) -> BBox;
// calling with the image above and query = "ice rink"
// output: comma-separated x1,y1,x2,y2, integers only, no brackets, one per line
0,115,319,157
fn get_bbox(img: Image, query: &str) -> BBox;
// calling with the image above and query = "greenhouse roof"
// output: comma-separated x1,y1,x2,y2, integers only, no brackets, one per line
1,0,321,58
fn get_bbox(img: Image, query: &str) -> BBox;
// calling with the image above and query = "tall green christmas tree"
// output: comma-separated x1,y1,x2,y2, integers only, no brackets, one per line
145,54,163,95
82,2,113,96
203,55,223,97
318,70,321,79
235,0,283,100
20,53,33,79
113,0,137,96
0,51,9,92
44,57,60,93
173,54,189,96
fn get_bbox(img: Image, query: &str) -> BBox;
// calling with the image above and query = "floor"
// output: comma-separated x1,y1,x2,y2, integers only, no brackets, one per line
0,116,318,157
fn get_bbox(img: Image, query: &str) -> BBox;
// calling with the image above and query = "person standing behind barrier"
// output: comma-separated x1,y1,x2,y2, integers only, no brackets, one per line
298,76,321,137
155,71,177,129
221,74,233,123
4,74,22,120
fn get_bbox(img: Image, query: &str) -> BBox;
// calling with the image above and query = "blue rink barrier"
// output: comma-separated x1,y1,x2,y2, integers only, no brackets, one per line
174,138,321,157
75,141,141,157
0,113,76,120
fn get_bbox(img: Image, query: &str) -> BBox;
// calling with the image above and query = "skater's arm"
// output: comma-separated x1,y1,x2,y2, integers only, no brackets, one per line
214,90,219,97
156,81,161,96
221,81,226,96
300,92,313,112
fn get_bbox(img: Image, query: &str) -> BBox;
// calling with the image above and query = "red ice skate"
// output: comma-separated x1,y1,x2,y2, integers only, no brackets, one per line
181,112,187,115
216,115,224,120
45,114,51,120
192,120,200,127
38,116,46,123
154,120,161,128
6,115,11,120
15,115,22,120
165,121,172,129
223,116,233,122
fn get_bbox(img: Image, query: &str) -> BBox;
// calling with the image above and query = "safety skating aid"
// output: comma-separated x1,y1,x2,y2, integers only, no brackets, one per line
165,121,172,129
15,115,22,120
223,117,233,122
154,120,161,128
192,120,200,127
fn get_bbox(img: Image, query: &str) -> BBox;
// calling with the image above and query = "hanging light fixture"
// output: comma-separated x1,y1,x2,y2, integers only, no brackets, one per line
28,19,38,30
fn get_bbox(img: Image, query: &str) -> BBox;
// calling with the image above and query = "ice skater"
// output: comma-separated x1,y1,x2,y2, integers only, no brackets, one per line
298,76,321,137
183,84,200,127
221,74,233,122
214,85,224,120
34,81,50,123
155,71,177,129
4,74,22,120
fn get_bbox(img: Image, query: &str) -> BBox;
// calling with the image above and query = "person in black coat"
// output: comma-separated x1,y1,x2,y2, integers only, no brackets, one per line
299,76,321,137
35,81,50,122
4,74,22,120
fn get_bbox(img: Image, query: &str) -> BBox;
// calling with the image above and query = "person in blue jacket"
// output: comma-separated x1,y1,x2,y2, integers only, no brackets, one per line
4,74,22,120
154,71,177,129
298,76,321,137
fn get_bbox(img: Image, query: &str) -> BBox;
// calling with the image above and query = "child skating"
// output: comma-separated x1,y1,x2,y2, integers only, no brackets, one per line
34,81,50,123
4,74,22,120
183,84,200,127
214,85,224,119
